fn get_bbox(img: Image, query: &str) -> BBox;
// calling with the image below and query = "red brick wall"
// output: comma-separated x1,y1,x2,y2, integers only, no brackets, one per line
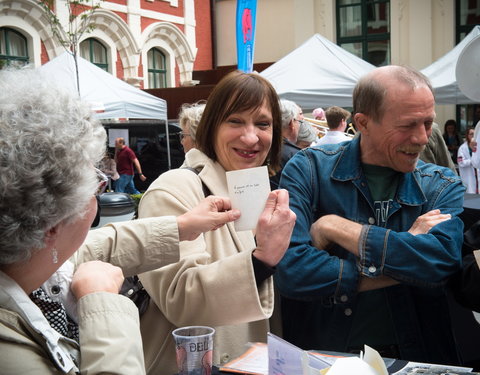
116,50,124,80
40,41,49,64
141,0,183,15
193,0,213,71
112,10,128,23
141,17,185,33
175,63,180,87
138,55,144,89
105,0,127,6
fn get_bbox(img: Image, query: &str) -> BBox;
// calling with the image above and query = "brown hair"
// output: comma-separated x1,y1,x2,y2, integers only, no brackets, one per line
195,71,282,175
325,106,351,129
465,127,475,143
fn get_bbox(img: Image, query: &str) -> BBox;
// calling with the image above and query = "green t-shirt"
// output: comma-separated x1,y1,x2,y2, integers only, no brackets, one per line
346,164,401,351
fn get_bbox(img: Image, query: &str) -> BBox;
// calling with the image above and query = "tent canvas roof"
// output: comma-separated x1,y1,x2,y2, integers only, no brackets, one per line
260,34,376,110
39,52,167,120
421,26,480,105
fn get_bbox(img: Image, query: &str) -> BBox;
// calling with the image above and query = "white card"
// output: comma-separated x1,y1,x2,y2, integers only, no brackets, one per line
474,249,480,269
226,166,271,231
327,357,378,375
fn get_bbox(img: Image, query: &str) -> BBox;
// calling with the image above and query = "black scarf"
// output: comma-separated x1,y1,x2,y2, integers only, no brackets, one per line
30,287,79,342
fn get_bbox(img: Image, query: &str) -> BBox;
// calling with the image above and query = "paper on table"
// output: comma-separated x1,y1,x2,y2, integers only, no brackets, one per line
226,166,271,231
362,345,388,375
474,249,480,268
391,361,474,374
324,345,389,375
219,342,268,375
327,357,379,375
267,333,331,375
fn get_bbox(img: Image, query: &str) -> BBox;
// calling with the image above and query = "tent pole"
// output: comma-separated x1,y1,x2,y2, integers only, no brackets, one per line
165,119,171,170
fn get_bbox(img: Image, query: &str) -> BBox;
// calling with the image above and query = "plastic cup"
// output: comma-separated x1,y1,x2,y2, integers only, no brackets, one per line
172,326,215,375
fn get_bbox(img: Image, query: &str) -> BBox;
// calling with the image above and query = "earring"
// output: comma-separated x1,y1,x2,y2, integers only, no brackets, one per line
52,248,58,264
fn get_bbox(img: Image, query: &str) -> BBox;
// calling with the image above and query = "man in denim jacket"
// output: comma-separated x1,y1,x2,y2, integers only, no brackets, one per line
276,65,465,364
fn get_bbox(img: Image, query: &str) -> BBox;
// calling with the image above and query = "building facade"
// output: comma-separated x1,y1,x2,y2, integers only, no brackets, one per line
1,0,479,127
0,0,214,88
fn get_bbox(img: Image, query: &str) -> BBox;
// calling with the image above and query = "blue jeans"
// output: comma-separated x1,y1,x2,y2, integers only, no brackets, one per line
116,174,140,194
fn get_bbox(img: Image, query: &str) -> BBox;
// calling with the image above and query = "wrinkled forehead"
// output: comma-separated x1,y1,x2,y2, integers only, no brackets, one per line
383,83,435,111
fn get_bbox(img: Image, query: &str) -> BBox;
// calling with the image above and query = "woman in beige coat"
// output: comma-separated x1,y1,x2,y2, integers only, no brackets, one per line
138,71,297,374
0,68,239,374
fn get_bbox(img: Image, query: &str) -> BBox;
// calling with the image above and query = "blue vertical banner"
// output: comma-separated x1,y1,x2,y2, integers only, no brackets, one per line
236,0,257,73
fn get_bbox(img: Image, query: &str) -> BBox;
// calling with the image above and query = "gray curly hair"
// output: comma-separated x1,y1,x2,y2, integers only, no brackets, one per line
297,120,317,144
279,99,300,130
0,67,106,266
178,101,206,142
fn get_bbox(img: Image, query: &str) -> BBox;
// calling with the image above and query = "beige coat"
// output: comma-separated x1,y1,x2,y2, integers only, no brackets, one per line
138,148,274,375
0,217,179,374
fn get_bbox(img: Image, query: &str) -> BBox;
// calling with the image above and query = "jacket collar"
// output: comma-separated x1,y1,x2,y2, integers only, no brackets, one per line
331,136,427,206
184,148,229,197
283,138,301,150
0,271,79,373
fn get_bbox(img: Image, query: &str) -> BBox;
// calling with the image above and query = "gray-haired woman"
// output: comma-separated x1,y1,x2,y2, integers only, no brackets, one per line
0,67,239,374
178,101,206,153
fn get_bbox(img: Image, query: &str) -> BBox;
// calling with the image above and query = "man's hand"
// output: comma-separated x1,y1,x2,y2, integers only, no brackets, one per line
71,261,124,299
253,189,297,267
408,209,451,236
310,216,332,250
310,215,363,256
176,196,241,241
139,174,147,182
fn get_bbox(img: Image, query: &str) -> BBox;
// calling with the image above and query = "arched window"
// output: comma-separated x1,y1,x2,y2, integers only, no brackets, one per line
0,27,29,68
80,38,108,71
147,48,167,88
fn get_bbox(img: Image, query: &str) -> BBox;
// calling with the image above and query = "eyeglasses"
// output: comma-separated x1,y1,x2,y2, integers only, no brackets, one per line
95,168,108,195
179,132,191,141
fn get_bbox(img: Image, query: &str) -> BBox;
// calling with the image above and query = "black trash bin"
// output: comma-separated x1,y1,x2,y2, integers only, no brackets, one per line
91,192,136,229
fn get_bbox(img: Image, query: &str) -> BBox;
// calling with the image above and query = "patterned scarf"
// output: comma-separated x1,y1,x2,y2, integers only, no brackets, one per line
30,287,79,342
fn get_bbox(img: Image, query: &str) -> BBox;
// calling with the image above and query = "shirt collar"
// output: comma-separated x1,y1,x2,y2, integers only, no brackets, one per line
0,270,79,372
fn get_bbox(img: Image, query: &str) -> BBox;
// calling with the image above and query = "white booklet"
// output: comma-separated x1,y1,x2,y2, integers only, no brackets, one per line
226,166,271,231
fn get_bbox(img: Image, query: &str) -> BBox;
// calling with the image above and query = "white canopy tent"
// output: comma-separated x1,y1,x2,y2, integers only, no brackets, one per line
39,52,167,120
421,26,480,105
38,52,175,170
260,34,376,110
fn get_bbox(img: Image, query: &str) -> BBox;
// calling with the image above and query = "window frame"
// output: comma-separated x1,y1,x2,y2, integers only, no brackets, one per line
80,38,108,71
0,27,29,68
147,47,167,89
335,0,391,66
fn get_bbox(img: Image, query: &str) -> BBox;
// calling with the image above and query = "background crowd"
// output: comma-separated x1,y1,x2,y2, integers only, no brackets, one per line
1,64,480,374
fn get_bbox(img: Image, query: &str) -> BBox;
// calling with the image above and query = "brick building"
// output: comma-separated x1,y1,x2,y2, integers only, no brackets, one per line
0,0,213,89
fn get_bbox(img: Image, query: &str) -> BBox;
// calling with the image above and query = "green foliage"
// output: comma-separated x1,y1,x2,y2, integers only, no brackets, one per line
37,0,103,95
37,0,102,52
129,193,144,219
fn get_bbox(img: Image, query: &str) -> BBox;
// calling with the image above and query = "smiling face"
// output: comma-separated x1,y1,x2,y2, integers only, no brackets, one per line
214,101,273,171
358,83,435,173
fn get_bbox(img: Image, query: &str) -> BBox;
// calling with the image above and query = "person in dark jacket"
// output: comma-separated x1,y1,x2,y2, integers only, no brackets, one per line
270,99,303,189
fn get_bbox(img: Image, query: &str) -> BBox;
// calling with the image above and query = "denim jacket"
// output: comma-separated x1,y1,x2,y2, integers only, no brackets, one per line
276,136,465,363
